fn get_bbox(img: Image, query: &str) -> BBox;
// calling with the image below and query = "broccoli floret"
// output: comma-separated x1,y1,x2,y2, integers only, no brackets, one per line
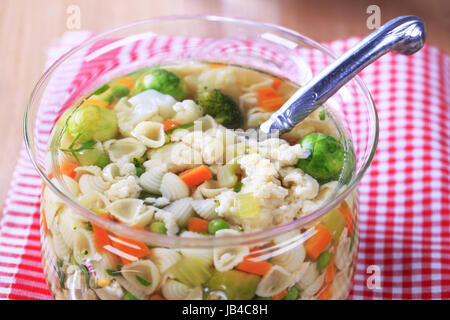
196,89,243,129
132,69,187,101
296,133,344,183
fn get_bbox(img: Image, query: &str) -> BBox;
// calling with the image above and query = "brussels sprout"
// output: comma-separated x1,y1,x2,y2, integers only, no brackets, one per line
67,105,118,143
195,89,243,129
296,133,344,182
132,68,186,101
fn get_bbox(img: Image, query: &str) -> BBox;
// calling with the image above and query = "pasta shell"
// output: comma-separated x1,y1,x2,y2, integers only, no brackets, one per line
51,230,71,260
61,175,80,197
78,174,109,195
57,207,84,247
139,167,164,194
256,265,293,297
94,279,125,300
131,121,166,148
164,198,194,226
107,199,144,226
104,137,146,164
198,180,228,198
191,199,218,220
120,260,160,296
78,191,110,210
213,229,249,272
149,248,181,274
73,229,99,264
160,172,189,201
161,279,202,300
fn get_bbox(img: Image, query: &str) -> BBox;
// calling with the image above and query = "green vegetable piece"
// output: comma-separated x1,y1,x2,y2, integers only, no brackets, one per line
319,108,326,120
217,163,240,188
93,84,110,95
149,221,167,234
283,287,299,300
169,257,212,288
94,154,110,169
67,105,118,143
205,270,260,300
133,157,146,177
234,193,260,217
196,89,243,128
349,227,356,251
296,133,344,182
123,292,138,300
208,219,230,235
135,275,151,287
85,222,93,231
98,91,113,104
255,296,272,300
106,266,122,277
233,181,243,193
317,251,332,270
323,208,346,242
133,69,187,101
111,83,130,98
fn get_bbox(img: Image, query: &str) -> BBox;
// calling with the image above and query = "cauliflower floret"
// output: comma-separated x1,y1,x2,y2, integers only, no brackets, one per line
105,176,141,201
171,100,203,124
257,138,309,167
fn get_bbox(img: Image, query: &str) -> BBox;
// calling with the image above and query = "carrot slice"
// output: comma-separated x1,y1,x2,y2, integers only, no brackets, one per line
187,217,210,234
256,87,279,100
272,289,288,300
149,294,165,300
60,161,78,179
209,63,227,69
324,257,335,284
317,284,333,300
92,214,112,252
162,120,180,131
305,224,332,260
41,204,48,235
236,258,272,276
179,165,212,188
339,206,354,236
110,235,150,265
259,96,286,112
271,77,282,89
81,98,109,109
112,77,134,91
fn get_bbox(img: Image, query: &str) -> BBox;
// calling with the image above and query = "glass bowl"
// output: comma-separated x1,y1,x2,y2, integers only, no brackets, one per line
25,15,378,300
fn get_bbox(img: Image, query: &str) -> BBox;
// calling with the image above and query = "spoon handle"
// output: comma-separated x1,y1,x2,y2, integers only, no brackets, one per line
259,15,426,135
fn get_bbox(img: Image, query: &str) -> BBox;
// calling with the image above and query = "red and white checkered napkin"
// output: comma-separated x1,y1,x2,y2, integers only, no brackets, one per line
0,31,449,300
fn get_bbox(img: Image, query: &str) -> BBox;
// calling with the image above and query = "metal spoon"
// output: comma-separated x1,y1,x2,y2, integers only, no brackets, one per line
256,15,426,137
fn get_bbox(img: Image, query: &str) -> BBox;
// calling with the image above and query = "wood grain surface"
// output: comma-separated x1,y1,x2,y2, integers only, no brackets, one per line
0,0,449,214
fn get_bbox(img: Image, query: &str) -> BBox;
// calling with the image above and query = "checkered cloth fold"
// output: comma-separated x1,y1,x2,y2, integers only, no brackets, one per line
0,31,449,300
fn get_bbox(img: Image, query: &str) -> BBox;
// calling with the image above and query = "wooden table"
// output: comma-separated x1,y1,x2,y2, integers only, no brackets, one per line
0,0,449,214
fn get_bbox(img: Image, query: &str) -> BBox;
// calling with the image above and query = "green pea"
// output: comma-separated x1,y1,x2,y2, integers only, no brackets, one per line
283,287,299,300
122,292,138,300
111,83,130,98
149,222,167,234
317,251,332,270
208,219,230,235
98,91,113,104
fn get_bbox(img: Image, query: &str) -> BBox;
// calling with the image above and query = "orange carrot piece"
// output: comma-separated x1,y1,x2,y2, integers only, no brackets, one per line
41,205,48,235
259,96,286,112
81,98,109,109
209,63,227,69
236,258,272,276
317,285,333,300
92,214,112,252
149,294,165,300
305,224,332,260
324,257,335,284
271,77,282,89
110,235,150,265
162,120,180,131
179,165,212,188
256,87,279,100
60,161,78,179
187,217,210,234
272,290,288,300
112,77,134,91
339,206,354,236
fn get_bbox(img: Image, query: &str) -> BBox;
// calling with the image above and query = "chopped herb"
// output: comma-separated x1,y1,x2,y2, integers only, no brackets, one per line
176,226,187,236
80,264,91,288
60,133,96,164
106,266,122,277
165,121,194,134
83,250,89,256
133,157,146,177
319,108,326,121
93,84,110,95
138,191,160,200
57,260,65,289
214,200,220,206
135,275,151,287
85,221,93,231
123,292,138,300
233,181,243,192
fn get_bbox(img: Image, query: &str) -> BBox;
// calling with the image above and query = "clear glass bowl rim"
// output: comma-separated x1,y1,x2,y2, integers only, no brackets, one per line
24,14,379,248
